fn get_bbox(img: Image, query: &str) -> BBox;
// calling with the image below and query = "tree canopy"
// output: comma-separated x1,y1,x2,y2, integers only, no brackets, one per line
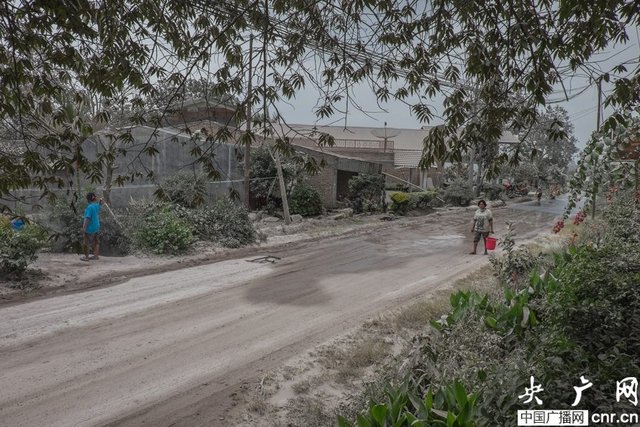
505,106,579,185
1,0,639,210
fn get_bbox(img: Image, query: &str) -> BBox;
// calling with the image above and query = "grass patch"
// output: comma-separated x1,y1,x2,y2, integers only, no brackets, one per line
345,338,387,369
395,265,498,331
286,396,334,427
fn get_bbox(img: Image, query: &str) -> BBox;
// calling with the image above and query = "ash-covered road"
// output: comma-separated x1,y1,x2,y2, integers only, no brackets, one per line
0,205,557,427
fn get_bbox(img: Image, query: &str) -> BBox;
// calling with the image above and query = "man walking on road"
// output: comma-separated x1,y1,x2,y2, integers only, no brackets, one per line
81,192,102,261
470,199,494,255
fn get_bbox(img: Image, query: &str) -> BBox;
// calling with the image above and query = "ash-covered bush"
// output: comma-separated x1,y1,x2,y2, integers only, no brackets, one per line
154,171,208,208
0,220,48,277
481,182,504,200
47,199,130,256
347,173,385,213
174,197,256,248
289,183,322,217
442,178,473,206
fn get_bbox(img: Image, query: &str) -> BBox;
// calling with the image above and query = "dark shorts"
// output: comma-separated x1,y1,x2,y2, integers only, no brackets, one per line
473,231,489,243
84,232,100,246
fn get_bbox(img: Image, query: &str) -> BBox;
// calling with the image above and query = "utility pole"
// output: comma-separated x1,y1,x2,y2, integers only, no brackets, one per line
592,77,602,219
262,0,290,224
273,147,291,224
244,35,253,209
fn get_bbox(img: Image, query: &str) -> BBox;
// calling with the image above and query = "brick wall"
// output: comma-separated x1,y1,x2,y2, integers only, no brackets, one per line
307,167,337,208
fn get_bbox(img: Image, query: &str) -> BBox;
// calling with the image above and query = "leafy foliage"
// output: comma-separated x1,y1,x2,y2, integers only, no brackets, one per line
513,107,579,185
249,146,315,211
489,222,541,286
155,171,208,208
47,199,131,256
174,197,256,248
390,191,437,215
443,164,470,183
0,221,47,277
442,179,473,206
347,174,385,213
1,0,639,215
289,184,323,217
565,111,640,219
338,381,480,427
389,192,410,214
340,195,640,426
134,207,193,255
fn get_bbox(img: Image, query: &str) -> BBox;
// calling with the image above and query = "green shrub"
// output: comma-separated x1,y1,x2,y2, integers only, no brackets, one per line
390,191,438,215
443,178,473,206
48,200,84,253
134,207,193,254
154,171,208,208
338,381,480,427
289,184,323,217
0,222,48,277
389,192,410,214
489,222,542,286
174,197,256,248
348,173,385,213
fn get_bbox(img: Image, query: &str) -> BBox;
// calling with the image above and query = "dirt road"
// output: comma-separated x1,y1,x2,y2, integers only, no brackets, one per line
0,206,557,427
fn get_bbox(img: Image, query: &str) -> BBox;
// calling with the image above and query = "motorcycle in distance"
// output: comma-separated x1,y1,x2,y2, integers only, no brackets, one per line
503,183,529,198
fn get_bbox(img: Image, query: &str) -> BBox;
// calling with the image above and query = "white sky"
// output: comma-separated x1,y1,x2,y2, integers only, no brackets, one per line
276,40,640,150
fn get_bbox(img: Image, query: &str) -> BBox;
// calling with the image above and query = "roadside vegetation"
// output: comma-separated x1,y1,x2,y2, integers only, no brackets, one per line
45,174,258,256
336,191,640,426
0,216,47,281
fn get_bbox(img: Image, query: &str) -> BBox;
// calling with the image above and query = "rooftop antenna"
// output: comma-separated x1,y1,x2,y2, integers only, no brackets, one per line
371,122,400,152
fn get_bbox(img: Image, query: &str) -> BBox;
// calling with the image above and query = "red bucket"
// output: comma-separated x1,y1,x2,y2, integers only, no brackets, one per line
485,236,497,250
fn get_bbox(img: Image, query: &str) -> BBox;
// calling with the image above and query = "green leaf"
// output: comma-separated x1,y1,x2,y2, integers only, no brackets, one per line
357,414,371,427
370,404,388,425
337,415,354,427
484,316,498,329
424,389,434,410
447,410,456,427
529,310,538,327
454,381,468,407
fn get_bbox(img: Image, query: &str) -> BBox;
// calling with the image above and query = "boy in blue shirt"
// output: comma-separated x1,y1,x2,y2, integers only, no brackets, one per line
81,192,102,261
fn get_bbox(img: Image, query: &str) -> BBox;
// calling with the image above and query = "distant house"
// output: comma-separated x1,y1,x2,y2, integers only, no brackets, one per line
271,123,519,207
